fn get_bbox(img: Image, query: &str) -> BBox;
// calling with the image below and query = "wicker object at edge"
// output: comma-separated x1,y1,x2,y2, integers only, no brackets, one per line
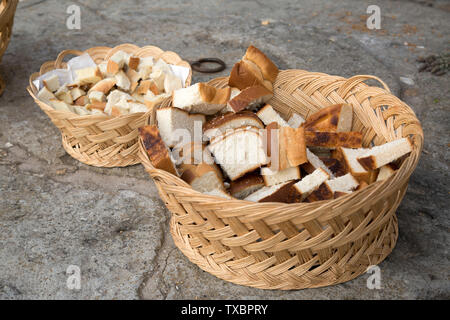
28,44,192,167
0,0,18,95
139,70,423,290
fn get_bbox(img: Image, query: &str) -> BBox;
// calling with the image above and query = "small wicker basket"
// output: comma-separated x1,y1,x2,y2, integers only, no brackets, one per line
139,70,423,290
0,0,18,95
27,44,192,167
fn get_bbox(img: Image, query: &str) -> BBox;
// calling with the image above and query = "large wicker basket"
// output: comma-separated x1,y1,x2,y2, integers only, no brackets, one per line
139,70,423,290
27,44,192,167
0,0,18,95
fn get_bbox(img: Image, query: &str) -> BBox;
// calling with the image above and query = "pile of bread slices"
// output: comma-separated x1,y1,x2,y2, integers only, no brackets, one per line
140,46,413,203
36,51,183,116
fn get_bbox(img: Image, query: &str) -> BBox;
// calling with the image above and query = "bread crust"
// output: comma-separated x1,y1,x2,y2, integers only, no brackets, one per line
198,83,231,104
228,61,272,92
304,104,353,132
243,45,279,83
204,111,263,133
227,85,273,112
230,173,265,198
305,131,362,148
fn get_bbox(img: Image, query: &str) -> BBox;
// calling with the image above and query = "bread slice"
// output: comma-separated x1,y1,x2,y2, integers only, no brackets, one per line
302,148,334,177
172,142,215,166
357,138,412,170
43,74,60,92
244,181,296,203
268,124,307,171
376,164,397,181
288,113,305,128
243,45,279,83
304,131,362,149
261,166,300,186
304,104,353,132
203,189,234,199
203,111,264,141
230,173,265,199
172,83,231,115
292,168,330,201
334,147,376,184
325,173,359,193
139,125,177,176
320,157,346,177
49,99,73,112
226,85,273,113
208,127,269,181
304,183,334,202
256,104,289,127
89,78,116,94
37,86,56,102
179,163,225,193
156,107,205,148
228,61,272,92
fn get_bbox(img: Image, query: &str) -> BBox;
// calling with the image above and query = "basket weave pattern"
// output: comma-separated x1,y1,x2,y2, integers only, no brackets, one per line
141,70,423,289
28,44,192,167
0,0,18,95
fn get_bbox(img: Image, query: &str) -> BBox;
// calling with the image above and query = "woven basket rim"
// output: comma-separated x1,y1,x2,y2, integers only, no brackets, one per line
27,43,192,120
139,70,424,210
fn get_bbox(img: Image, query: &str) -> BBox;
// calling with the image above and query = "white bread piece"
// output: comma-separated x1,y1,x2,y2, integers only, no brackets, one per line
42,74,60,92
172,142,215,166
70,87,86,101
98,62,108,77
156,107,206,148
164,72,182,94
229,174,265,199
288,113,305,128
129,102,148,114
172,83,231,115
104,90,132,115
144,93,171,111
357,138,412,170
89,78,117,95
304,103,353,132
88,90,106,103
325,173,359,193
115,70,131,91
376,164,396,181
208,127,269,181
150,69,166,92
72,105,90,116
37,86,56,102
203,111,264,141
221,87,241,113
203,189,233,199
337,147,370,178
256,104,289,127
75,67,102,85
261,166,300,186
137,57,154,80
179,163,224,193
305,148,334,178
55,86,73,104
132,92,146,104
49,99,72,112
127,56,140,71
293,168,330,201
107,50,129,75
226,85,273,113
126,68,141,92
244,181,292,202
153,59,172,74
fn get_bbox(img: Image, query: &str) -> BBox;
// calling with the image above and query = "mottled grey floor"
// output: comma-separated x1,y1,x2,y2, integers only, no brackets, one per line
0,0,448,299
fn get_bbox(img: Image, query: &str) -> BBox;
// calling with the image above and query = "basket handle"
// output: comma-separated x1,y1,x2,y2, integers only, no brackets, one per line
55,49,84,68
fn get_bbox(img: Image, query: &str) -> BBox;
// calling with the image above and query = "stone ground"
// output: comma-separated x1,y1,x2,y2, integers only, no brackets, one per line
0,0,448,300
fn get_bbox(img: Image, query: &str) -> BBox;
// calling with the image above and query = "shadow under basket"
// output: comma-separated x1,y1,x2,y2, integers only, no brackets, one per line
139,69,423,290
28,44,192,168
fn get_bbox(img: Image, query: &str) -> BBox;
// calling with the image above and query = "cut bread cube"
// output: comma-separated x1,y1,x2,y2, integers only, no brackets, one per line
88,90,106,103
74,95,89,106
292,168,330,201
86,101,107,112
43,74,60,92
98,62,108,77
49,99,72,112
144,93,171,111
172,83,231,115
256,104,289,127
302,148,334,177
128,56,140,71
72,106,90,116
126,68,141,93
244,181,295,203
305,131,362,149
137,56,154,79
179,163,225,193
115,70,131,91
261,166,300,186
164,72,183,94
128,102,148,114
107,50,129,75
203,111,264,141
156,107,206,148
89,78,116,95
226,85,273,113
55,86,73,104
357,138,412,170
150,69,166,92
288,113,305,128
376,164,397,181
304,103,353,132
230,173,265,199
203,189,234,199
37,86,56,102
137,79,159,95
139,125,177,176
75,67,103,85
70,87,86,101
334,147,376,184
208,127,269,181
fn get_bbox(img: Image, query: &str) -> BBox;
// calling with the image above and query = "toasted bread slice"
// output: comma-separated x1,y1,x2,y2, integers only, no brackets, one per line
302,148,334,177
376,163,397,181
256,104,289,127
261,166,301,186
179,162,225,193
244,181,296,203
357,138,412,170
292,168,330,201
230,173,265,199
227,85,273,113
304,104,353,132
304,131,362,149
243,45,279,83
334,147,377,184
139,125,177,176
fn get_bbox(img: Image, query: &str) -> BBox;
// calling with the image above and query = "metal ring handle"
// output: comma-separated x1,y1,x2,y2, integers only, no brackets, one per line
190,58,226,73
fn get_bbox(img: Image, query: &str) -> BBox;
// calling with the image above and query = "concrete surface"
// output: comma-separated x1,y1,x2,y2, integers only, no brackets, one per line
0,0,449,300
